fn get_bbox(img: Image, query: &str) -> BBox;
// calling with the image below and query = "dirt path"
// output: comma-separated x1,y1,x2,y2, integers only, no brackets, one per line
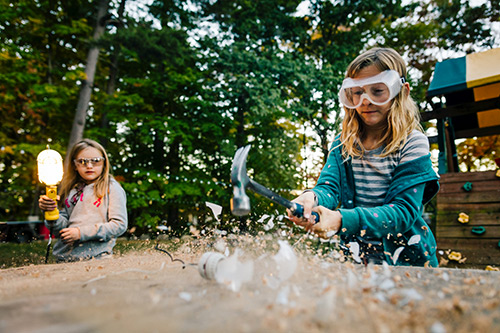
1,239,499,333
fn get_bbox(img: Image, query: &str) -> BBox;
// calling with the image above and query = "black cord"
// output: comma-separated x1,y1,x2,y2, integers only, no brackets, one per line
45,232,53,264
154,242,186,269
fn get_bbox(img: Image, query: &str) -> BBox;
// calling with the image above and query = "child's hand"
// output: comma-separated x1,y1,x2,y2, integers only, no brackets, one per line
287,191,316,224
308,206,342,239
39,195,60,212
60,228,81,244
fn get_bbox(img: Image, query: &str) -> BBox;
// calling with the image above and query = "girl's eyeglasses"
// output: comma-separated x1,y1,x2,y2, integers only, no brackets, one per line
74,157,105,166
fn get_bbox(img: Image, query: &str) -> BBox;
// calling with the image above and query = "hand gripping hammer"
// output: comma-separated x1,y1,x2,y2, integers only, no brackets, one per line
230,145,319,222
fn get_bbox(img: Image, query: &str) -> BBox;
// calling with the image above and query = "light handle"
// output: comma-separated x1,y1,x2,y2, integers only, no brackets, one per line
44,185,59,221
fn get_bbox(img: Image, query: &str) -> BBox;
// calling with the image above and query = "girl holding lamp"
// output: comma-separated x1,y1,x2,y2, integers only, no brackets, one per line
39,139,128,262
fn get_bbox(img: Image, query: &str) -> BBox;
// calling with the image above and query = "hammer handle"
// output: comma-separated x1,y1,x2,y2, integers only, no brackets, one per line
291,203,320,223
248,179,320,222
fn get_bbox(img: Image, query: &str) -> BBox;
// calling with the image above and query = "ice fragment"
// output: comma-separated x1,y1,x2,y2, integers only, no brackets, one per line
275,285,290,305
205,202,223,221
430,322,447,333
392,246,405,265
215,249,254,292
179,292,192,302
348,242,362,263
408,235,420,245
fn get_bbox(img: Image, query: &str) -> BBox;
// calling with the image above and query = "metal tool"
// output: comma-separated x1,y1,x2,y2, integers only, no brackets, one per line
230,145,319,222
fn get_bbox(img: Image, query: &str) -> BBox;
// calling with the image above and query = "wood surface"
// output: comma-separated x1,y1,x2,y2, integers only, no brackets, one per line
435,170,500,268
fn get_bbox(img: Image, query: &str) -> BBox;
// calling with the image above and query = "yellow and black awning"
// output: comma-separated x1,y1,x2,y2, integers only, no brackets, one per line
427,48,500,129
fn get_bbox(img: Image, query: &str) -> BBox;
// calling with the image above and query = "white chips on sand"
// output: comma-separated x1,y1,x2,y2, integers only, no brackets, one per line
273,240,297,282
199,240,298,292
214,249,254,292
258,214,275,231
263,240,298,289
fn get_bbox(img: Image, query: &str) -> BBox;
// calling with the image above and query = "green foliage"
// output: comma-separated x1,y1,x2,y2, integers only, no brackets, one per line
0,0,94,220
0,239,184,268
1,0,498,237
0,241,55,268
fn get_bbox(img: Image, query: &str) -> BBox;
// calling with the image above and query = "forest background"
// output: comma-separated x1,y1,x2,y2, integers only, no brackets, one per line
1,0,499,236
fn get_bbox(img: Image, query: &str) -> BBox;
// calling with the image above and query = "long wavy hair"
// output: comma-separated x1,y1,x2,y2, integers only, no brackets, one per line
339,47,422,158
59,139,111,202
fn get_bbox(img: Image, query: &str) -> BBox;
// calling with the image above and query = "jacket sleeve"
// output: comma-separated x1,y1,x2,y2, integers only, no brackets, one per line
312,142,343,210
79,182,128,242
338,182,426,239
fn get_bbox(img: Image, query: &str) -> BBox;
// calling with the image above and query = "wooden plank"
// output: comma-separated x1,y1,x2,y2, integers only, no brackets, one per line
436,225,500,238
437,202,500,212
420,96,500,121
455,125,500,139
439,179,500,194
436,238,500,268
438,170,498,183
437,190,500,204
437,238,500,250
436,211,500,226
436,249,500,267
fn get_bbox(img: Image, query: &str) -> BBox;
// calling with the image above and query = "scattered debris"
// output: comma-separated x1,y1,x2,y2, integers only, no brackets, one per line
214,249,253,292
348,242,362,264
206,202,223,221
179,292,192,302
392,246,405,265
408,235,421,245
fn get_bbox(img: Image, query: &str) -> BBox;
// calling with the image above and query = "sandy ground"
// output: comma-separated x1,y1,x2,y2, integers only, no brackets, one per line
1,236,499,333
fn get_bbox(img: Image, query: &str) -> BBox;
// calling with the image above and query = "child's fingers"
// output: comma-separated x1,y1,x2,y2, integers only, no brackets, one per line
60,229,74,244
291,192,315,219
39,195,57,211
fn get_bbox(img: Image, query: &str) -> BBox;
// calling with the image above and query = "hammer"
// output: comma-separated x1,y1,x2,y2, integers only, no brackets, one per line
230,145,319,222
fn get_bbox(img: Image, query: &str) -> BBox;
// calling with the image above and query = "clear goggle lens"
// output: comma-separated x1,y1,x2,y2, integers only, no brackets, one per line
74,157,104,166
339,70,403,109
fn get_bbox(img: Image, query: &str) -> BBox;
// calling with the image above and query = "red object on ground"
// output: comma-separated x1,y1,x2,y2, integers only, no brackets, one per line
38,224,50,240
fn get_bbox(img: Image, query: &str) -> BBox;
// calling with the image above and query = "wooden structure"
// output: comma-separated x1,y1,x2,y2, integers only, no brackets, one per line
435,171,500,268
422,48,500,269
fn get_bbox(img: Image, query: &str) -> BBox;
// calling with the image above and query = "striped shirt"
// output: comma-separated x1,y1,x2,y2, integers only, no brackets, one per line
352,130,430,207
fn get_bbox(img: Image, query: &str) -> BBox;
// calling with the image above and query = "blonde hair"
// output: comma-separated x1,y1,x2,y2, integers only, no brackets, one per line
59,139,111,202
339,47,422,158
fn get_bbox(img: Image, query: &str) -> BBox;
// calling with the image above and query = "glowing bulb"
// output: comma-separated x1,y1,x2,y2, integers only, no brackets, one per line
37,147,63,186
37,147,63,220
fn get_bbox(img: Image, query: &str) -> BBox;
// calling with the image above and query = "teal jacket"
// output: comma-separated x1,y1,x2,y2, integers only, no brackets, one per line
312,137,440,267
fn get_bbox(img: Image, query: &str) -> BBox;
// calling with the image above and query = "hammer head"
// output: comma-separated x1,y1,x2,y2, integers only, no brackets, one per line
230,145,251,216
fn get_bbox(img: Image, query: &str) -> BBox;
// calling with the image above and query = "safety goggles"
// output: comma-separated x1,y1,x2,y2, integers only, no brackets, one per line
339,70,404,109
74,157,105,167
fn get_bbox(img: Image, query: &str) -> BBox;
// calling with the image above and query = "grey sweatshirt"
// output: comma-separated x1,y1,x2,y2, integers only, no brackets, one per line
45,178,128,261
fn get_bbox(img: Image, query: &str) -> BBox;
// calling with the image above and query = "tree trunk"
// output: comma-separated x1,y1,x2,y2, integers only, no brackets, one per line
67,0,109,153
100,0,127,148
166,138,181,233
